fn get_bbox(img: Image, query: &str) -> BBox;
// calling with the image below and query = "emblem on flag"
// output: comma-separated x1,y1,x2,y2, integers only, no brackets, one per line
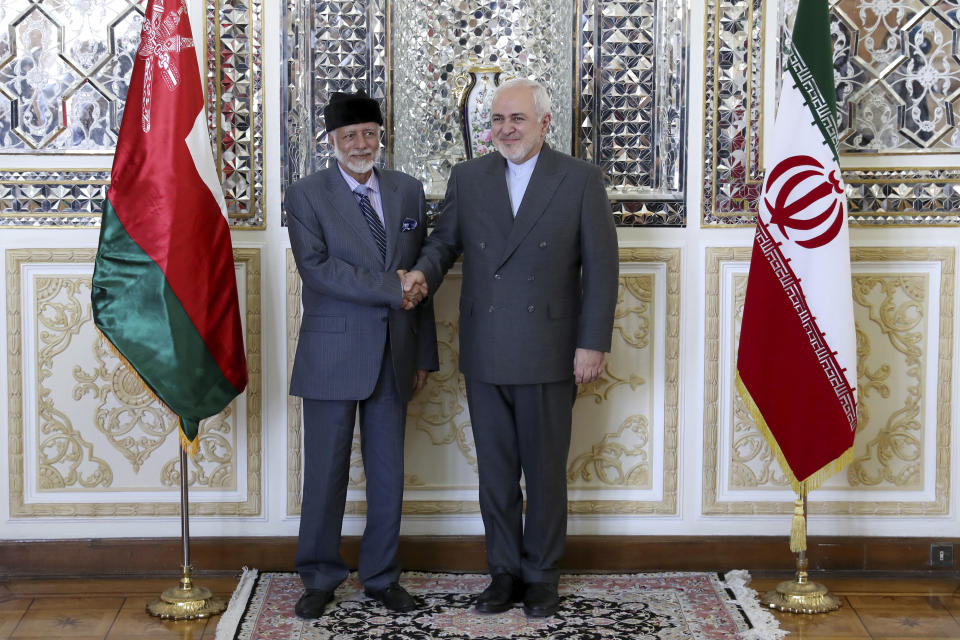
137,0,195,133
763,154,845,249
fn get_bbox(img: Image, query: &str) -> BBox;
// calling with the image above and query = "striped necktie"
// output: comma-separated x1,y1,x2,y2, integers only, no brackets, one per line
354,185,386,261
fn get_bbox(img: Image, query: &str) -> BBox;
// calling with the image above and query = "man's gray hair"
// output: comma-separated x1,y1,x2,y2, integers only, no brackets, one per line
493,78,551,119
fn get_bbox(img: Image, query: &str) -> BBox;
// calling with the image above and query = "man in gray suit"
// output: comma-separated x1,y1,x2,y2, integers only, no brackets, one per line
285,91,438,618
402,78,618,617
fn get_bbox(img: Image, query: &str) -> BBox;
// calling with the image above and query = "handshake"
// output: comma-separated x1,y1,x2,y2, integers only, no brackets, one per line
397,269,429,310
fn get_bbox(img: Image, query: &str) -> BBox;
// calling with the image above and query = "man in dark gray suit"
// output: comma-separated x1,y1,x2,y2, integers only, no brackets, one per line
285,91,438,618
402,78,618,617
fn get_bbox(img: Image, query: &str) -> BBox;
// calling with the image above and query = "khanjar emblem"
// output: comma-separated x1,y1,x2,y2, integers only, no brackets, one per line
762,155,845,249
137,0,194,133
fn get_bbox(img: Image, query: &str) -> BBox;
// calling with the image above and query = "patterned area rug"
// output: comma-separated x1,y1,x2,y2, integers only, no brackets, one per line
215,570,785,640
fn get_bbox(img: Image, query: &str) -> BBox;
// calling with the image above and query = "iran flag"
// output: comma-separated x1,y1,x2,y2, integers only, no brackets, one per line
92,0,247,444
736,0,857,494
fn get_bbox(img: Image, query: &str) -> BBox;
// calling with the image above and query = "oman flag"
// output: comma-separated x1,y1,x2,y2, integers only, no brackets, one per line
92,0,247,444
736,0,857,494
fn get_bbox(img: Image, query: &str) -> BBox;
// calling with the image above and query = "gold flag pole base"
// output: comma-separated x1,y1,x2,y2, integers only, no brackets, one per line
763,539,841,615
146,564,226,620
762,574,841,614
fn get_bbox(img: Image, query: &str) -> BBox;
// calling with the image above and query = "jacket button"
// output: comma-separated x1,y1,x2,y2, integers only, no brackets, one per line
539,241,547,248
527,275,535,281
488,305,495,313
480,242,486,249
494,273,502,280
527,305,535,313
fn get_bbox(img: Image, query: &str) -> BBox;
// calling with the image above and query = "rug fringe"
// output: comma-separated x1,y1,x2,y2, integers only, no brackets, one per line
215,567,258,640
722,570,789,640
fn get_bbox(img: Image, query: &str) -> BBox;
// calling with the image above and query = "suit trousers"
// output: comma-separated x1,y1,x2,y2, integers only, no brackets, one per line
465,376,577,587
297,338,406,592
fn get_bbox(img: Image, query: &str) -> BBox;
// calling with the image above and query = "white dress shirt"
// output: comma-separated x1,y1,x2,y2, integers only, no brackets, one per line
505,152,540,217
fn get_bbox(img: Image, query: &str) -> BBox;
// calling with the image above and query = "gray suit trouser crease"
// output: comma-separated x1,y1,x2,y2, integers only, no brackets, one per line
297,337,406,592
465,376,577,587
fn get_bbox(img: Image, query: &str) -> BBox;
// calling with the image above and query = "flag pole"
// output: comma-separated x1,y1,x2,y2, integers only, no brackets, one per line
761,487,841,614
147,446,227,619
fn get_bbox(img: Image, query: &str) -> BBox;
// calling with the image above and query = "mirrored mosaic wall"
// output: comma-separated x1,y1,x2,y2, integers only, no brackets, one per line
0,0,264,227
702,0,960,225
391,0,573,194
282,0,688,226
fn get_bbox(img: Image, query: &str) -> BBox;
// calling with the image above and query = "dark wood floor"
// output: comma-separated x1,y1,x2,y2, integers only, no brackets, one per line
1,573,958,638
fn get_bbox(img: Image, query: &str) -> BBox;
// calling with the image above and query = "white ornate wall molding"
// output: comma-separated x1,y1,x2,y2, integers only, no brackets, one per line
6,247,262,517
703,246,953,516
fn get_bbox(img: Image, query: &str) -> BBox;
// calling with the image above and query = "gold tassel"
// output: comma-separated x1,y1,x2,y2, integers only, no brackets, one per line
789,497,806,552
179,421,200,458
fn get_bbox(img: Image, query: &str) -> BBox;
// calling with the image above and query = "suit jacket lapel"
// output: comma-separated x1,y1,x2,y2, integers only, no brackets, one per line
378,169,402,268
499,145,564,268
322,165,382,264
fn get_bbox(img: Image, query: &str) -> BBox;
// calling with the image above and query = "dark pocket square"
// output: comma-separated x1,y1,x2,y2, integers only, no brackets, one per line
401,217,418,231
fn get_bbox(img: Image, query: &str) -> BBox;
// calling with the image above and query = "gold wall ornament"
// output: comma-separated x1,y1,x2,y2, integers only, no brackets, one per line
847,275,926,489
567,415,650,487
74,332,179,473
7,248,262,517
613,275,653,348
35,275,113,490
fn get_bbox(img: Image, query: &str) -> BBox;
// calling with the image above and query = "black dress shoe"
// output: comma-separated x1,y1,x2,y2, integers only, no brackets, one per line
474,574,525,613
523,582,559,618
294,589,334,618
364,582,417,612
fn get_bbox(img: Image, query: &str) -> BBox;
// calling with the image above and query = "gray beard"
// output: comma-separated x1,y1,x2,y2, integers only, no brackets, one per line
334,145,379,175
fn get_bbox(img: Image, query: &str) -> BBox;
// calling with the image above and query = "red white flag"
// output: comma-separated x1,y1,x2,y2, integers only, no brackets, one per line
736,0,857,494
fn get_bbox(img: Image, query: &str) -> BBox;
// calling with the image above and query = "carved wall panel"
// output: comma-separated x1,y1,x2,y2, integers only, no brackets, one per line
286,248,679,517
703,246,952,515
0,0,265,228
702,0,960,225
6,247,262,517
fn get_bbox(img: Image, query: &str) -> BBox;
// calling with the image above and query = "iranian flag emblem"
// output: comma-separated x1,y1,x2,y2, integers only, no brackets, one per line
736,0,857,494
91,0,247,444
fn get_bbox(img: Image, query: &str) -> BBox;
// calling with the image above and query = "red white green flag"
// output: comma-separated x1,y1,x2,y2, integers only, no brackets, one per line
736,0,857,495
92,0,247,445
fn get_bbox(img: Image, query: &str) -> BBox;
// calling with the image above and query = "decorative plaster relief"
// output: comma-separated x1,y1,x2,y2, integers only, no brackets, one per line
6,248,262,517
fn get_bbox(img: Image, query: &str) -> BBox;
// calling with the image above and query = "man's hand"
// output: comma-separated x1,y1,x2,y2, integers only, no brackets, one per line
397,269,428,310
397,269,429,310
413,369,429,394
574,348,605,384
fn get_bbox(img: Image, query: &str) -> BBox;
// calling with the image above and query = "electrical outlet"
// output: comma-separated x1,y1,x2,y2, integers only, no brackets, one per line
931,543,954,568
